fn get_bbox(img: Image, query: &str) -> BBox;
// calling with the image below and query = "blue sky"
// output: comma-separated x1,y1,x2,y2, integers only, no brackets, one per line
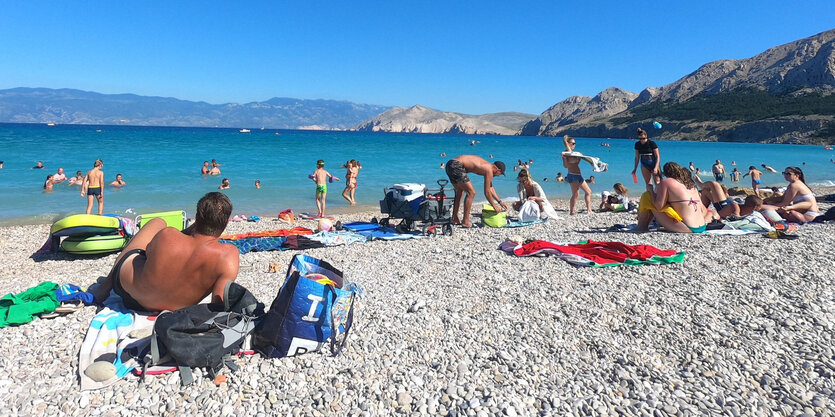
1,1,833,115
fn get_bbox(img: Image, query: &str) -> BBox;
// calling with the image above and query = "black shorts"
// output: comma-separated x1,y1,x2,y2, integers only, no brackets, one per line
87,187,102,197
111,249,152,311
445,159,470,184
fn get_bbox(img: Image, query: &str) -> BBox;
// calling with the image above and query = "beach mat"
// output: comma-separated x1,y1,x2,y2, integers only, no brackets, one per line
504,219,547,228
342,221,384,232
342,221,422,240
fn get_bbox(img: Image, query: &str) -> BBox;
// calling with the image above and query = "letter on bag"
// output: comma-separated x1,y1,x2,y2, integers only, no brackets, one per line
302,294,324,322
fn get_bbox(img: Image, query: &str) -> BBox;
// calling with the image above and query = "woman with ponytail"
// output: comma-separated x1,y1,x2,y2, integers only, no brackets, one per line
763,166,821,222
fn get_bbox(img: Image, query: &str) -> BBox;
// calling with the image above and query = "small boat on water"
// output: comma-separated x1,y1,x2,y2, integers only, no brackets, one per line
47,122,56,126
239,129,251,133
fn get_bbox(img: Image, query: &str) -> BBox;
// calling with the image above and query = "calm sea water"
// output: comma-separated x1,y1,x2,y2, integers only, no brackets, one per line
1,123,833,226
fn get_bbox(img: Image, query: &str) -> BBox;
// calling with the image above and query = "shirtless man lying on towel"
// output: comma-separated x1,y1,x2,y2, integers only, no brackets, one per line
92,192,239,311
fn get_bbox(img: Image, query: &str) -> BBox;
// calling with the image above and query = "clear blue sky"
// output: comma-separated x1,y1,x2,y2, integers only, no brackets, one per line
1,1,833,115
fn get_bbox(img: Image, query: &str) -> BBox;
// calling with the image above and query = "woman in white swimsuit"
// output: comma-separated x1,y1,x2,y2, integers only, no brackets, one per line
763,166,820,222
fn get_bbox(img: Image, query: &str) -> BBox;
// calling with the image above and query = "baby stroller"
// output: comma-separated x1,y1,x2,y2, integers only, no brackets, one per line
375,180,454,236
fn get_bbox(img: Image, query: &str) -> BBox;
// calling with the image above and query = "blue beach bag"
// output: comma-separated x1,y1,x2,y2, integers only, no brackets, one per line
252,254,358,358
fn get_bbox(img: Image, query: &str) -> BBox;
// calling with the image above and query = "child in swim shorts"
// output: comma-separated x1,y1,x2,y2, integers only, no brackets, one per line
311,160,339,217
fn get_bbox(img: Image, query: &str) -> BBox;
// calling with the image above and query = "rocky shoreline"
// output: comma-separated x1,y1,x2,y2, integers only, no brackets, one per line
1,198,834,416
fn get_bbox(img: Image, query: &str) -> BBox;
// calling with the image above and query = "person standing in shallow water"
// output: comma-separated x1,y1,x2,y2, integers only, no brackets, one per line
82,159,105,215
632,128,661,191
562,135,593,215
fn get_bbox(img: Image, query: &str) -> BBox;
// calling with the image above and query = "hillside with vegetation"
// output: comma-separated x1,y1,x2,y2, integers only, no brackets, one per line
524,29,835,144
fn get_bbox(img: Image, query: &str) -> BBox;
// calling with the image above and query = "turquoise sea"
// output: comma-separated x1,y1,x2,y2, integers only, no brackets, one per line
1,123,833,226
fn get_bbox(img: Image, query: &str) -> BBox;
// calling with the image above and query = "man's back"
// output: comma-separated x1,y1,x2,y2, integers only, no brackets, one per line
86,168,103,187
454,155,492,176
126,227,239,311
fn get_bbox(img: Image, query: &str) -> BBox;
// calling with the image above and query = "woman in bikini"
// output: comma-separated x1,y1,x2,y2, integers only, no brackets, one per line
562,135,593,215
631,128,661,191
637,162,708,233
762,166,820,222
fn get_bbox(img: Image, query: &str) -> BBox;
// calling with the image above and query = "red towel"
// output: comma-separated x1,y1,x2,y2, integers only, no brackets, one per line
513,240,678,266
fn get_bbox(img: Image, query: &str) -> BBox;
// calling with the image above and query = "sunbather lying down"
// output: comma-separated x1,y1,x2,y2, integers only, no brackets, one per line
636,162,710,234
90,192,240,312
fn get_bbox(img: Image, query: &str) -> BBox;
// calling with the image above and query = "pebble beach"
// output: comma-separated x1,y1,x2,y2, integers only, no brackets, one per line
1,197,834,417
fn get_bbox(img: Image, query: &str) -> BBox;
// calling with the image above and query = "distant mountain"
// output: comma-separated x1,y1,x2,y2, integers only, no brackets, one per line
526,29,835,144
353,105,536,135
0,88,391,130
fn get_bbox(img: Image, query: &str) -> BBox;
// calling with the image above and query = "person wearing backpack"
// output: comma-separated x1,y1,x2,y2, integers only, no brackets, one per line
91,192,239,311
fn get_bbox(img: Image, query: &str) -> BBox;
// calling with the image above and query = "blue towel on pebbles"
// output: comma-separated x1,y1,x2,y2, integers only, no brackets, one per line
504,219,547,228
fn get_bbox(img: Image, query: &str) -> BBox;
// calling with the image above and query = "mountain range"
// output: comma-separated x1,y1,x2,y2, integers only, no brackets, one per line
365,29,835,144
1,29,833,143
0,88,390,130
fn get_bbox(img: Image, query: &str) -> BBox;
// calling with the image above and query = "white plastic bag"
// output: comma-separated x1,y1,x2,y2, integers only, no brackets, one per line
518,200,541,222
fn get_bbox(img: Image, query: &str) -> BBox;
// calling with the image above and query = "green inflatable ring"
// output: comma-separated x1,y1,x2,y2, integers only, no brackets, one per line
61,233,128,255
51,214,121,237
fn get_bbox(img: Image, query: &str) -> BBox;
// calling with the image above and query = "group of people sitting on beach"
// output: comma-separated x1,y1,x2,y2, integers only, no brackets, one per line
627,128,821,232
441,128,823,233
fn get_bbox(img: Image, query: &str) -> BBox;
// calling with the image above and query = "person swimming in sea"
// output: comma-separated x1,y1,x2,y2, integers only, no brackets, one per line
43,175,54,192
761,163,777,173
109,173,126,187
68,170,84,186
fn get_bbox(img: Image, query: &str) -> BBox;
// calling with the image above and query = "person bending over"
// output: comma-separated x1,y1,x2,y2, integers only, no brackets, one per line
637,162,708,233
92,192,239,312
445,155,506,228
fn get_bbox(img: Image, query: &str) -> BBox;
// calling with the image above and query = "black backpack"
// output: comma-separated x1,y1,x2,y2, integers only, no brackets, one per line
143,282,264,385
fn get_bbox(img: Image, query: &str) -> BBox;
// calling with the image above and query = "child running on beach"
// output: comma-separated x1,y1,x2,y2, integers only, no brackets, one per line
81,159,105,215
743,166,764,197
311,160,339,217
341,160,361,205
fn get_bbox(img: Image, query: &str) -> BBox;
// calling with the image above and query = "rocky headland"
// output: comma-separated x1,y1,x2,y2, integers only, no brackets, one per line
353,105,535,136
